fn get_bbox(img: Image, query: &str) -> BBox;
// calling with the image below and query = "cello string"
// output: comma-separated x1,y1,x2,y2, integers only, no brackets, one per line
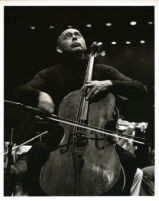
74,53,95,137
72,88,87,150
72,53,93,135
72,53,94,145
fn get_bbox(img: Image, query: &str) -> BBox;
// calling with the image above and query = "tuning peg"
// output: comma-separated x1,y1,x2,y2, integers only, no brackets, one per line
100,51,106,56
96,51,106,57
96,42,103,47
90,42,105,56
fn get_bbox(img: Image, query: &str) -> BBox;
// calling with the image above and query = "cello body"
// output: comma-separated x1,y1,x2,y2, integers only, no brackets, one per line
40,90,125,195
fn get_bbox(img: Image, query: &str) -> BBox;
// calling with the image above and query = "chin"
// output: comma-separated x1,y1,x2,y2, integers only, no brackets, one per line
64,47,85,54
71,47,84,52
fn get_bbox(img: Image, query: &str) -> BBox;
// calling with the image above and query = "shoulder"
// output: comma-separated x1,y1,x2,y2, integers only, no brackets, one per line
94,63,118,72
36,64,61,76
42,64,60,73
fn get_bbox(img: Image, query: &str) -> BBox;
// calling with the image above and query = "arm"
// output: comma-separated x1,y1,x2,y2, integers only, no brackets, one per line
15,69,55,114
107,65,147,99
82,64,147,101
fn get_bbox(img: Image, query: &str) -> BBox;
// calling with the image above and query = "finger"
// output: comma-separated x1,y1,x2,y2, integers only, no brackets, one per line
41,101,54,107
38,102,50,111
39,108,53,115
82,80,98,88
81,85,86,91
37,106,48,115
85,82,97,87
49,106,54,114
93,89,100,96
89,89,100,101
45,105,54,114
85,81,92,83
38,103,54,114
81,83,93,91
85,86,97,100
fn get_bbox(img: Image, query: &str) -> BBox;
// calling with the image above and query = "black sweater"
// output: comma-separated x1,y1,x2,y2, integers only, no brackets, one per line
15,58,147,111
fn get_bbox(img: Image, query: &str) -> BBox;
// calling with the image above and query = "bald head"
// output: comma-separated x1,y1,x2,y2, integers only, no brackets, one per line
56,28,87,54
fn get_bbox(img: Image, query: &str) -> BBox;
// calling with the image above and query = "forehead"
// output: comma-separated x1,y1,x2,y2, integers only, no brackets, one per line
60,29,82,37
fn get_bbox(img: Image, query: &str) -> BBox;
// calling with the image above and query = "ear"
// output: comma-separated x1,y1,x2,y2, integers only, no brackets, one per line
56,46,63,54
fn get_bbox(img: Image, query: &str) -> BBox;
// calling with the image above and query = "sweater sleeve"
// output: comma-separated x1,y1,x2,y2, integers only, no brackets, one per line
14,69,49,106
99,64,148,99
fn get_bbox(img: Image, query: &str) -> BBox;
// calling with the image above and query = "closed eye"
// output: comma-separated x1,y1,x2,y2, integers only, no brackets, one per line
63,31,82,40
64,33,72,39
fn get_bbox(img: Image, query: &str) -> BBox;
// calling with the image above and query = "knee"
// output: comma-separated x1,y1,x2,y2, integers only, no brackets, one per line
119,146,137,168
27,142,49,168
124,150,137,167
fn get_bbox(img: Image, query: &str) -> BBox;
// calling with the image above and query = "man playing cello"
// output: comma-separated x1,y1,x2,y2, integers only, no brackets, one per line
14,28,147,195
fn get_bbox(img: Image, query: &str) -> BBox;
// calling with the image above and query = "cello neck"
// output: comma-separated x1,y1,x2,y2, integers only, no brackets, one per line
80,54,95,120
84,41,104,83
84,54,95,82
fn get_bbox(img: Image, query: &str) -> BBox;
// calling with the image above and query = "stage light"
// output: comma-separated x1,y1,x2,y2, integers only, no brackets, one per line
148,21,153,25
67,25,73,28
125,41,131,44
130,21,137,26
30,26,36,30
106,23,112,27
111,41,117,45
86,24,92,28
140,40,146,44
49,25,54,29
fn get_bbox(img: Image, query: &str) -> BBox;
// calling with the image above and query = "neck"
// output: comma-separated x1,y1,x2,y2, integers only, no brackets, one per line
61,51,85,63
72,52,85,61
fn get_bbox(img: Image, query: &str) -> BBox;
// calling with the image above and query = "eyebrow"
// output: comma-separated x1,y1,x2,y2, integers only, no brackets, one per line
64,32,72,36
64,31,81,36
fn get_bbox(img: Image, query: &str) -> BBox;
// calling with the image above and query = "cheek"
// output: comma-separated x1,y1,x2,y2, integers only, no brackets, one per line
82,42,87,49
81,39,87,48
61,41,71,49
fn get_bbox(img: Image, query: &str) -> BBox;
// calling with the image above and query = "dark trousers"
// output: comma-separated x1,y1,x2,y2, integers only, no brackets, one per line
114,144,137,195
26,142,137,196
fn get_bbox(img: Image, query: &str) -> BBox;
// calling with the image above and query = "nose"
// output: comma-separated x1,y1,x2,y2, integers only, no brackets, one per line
72,34,78,40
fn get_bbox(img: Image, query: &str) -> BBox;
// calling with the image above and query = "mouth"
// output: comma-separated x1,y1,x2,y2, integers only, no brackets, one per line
71,42,81,47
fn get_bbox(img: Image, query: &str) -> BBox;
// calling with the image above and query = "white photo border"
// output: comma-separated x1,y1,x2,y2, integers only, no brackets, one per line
0,1,158,200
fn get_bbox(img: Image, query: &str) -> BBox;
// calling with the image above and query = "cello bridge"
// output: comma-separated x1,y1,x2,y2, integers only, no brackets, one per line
73,132,89,147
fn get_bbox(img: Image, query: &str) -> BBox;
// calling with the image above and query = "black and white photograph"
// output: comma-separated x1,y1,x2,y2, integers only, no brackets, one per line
2,0,157,197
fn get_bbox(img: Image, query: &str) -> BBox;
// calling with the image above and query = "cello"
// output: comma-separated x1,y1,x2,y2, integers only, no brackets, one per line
40,42,125,195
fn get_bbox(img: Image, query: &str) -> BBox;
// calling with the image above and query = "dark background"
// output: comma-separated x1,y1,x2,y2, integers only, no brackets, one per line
4,6,154,146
